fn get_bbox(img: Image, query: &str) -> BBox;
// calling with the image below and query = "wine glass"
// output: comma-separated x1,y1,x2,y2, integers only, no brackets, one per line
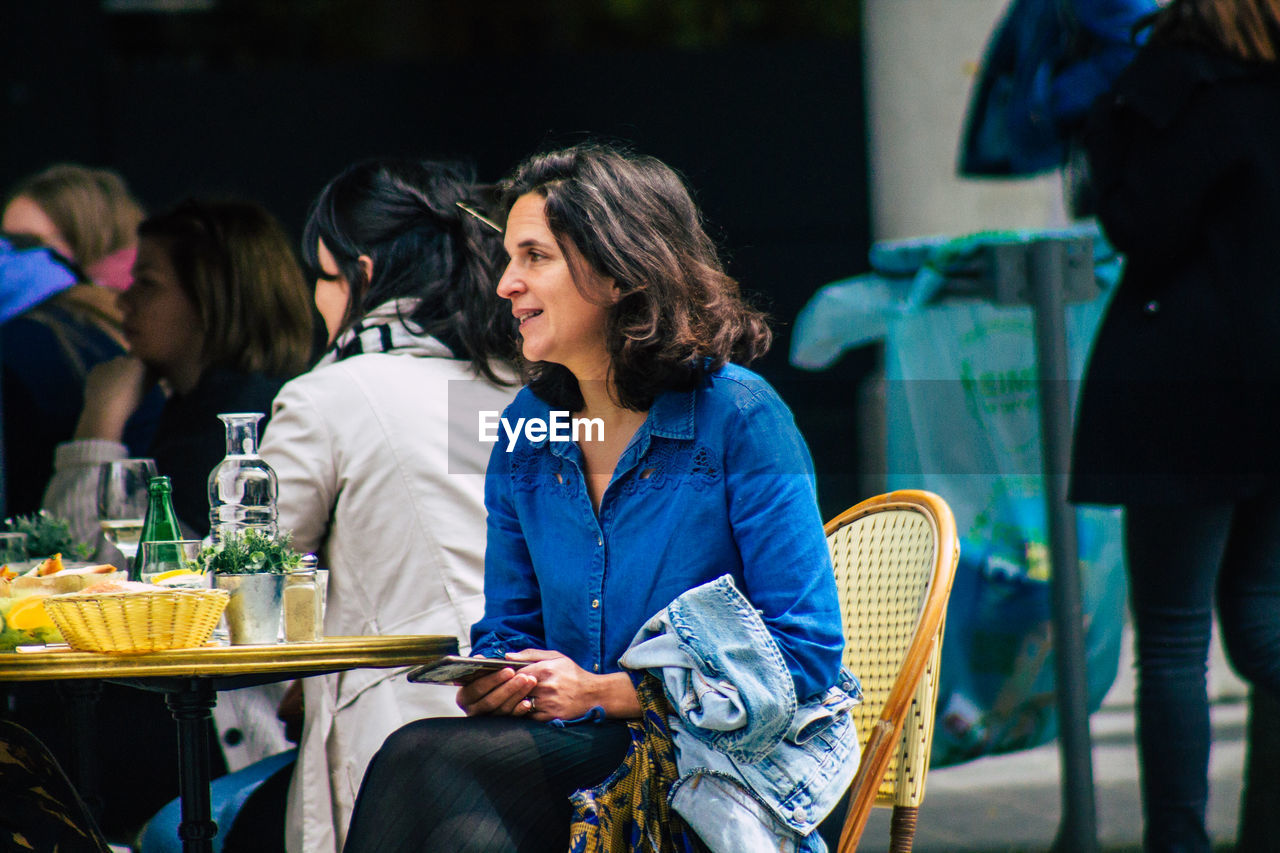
96,458,158,568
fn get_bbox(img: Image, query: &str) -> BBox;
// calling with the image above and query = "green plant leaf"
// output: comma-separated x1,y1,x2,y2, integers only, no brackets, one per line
1,511,93,560
202,528,302,575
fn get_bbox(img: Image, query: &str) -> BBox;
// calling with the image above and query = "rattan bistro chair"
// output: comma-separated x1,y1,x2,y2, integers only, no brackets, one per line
827,490,959,853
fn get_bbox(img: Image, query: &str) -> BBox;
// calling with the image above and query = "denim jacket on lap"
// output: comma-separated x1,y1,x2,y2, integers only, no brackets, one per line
620,575,862,853
470,363,845,701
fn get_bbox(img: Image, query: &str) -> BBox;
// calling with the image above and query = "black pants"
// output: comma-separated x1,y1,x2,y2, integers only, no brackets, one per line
1125,494,1280,853
342,716,631,853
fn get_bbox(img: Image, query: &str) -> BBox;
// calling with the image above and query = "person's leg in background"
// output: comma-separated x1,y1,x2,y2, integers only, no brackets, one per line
1212,486,1280,853
1124,501,1233,853
1236,687,1280,852
1215,485,1280,696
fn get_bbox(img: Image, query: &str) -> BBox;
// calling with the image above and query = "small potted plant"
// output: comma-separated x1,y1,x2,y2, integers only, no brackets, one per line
1,512,94,566
203,528,301,644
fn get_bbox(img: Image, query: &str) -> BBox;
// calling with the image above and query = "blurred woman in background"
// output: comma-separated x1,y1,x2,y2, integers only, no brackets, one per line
33,198,314,842
43,198,314,540
1070,1,1280,849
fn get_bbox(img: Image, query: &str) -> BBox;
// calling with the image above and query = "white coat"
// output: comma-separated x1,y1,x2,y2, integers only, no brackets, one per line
260,309,516,853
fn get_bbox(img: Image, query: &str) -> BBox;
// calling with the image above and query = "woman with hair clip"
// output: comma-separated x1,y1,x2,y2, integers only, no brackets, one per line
222,158,520,853
341,143,860,853
1069,1,1280,850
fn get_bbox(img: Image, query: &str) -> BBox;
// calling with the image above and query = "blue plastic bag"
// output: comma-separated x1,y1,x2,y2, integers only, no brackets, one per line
792,226,1128,765
884,298,1126,764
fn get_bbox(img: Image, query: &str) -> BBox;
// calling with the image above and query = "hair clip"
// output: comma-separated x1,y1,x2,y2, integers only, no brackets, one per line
455,201,502,233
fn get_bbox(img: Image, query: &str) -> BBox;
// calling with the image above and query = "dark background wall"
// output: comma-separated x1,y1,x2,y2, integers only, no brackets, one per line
2,0,875,518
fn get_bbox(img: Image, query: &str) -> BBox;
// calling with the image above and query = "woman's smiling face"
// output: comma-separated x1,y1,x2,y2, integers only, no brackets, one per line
496,193,613,380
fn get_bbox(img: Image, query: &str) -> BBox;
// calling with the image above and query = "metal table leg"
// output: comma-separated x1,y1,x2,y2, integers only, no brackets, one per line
164,680,218,853
59,680,104,821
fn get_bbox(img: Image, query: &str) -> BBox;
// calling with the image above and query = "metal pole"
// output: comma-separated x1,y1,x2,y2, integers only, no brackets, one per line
1028,238,1099,853
166,680,219,853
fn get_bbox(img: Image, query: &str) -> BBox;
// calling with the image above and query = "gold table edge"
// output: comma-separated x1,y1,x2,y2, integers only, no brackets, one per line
0,635,459,681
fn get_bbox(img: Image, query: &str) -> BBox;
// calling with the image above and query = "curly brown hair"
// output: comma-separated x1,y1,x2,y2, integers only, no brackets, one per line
499,143,771,412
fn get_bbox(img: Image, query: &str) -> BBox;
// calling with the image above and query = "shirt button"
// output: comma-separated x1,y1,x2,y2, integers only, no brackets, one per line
591,599,599,608
792,806,807,822
593,663,600,672
596,535,603,547
223,729,243,746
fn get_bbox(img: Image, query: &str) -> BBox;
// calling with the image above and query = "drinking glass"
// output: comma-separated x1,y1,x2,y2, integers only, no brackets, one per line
0,532,28,566
96,458,158,566
137,540,207,588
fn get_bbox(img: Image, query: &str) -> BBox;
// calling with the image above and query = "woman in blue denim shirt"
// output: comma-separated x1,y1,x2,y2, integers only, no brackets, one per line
343,143,847,853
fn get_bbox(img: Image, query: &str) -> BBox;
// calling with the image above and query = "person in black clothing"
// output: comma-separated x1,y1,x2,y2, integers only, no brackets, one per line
43,198,314,539
1069,1,1280,850
22,199,314,843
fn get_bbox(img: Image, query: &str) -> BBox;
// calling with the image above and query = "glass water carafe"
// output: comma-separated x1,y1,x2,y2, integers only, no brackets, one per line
208,412,278,546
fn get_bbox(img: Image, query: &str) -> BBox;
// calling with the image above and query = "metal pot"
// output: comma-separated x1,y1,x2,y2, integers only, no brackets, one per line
215,572,285,645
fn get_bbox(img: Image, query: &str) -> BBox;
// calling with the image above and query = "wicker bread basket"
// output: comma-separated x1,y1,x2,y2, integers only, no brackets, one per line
43,588,230,653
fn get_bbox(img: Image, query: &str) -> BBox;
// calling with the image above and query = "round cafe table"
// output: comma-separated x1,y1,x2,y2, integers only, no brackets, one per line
0,635,458,853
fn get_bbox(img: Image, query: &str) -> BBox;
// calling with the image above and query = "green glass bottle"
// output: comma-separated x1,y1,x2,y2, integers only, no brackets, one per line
134,476,183,581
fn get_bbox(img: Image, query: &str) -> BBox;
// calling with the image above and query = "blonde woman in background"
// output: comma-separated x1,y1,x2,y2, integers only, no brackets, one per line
1,165,152,517
3,163,145,292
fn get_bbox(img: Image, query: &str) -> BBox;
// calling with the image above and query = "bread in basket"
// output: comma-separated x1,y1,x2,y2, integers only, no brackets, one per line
43,579,229,653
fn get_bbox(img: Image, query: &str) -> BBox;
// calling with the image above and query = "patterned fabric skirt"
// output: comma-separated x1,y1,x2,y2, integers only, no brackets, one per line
569,674,707,853
0,720,109,853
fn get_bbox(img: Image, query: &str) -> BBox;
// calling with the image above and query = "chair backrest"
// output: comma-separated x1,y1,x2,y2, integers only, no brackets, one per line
826,490,959,853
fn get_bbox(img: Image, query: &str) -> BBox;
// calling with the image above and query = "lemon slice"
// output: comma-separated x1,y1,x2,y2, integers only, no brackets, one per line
152,569,199,583
8,597,54,631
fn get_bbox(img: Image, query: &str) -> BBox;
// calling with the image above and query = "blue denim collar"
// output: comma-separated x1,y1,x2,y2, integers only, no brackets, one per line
649,388,696,440
538,386,696,468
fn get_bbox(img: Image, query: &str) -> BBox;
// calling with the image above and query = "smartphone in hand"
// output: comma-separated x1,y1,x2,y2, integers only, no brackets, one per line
406,655,532,685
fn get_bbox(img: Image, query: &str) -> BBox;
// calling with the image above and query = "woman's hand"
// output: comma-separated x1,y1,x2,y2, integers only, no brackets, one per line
74,356,157,441
456,662,538,717
456,650,641,721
